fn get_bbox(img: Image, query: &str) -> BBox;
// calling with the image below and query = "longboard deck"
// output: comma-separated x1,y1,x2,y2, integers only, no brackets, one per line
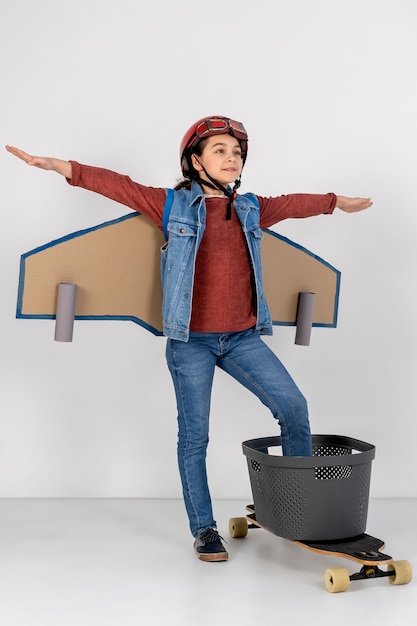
245,505,392,566
16,212,340,336
293,536,392,566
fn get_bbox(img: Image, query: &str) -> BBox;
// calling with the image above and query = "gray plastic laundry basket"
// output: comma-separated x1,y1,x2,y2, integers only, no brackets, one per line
242,435,375,541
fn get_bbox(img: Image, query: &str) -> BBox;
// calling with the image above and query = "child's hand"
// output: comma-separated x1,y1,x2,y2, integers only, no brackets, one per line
6,145,72,178
5,145,55,170
336,196,373,213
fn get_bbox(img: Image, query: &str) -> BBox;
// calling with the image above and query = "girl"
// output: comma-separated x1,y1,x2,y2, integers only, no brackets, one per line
6,116,372,562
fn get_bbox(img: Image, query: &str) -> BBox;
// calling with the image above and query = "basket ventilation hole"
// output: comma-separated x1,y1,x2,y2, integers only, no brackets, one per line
315,465,353,480
250,460,262,473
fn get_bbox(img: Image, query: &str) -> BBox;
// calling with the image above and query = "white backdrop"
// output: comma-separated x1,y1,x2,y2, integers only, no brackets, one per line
1,0,416,499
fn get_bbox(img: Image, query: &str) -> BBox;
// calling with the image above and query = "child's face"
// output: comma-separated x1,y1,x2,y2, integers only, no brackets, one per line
191,133,243,192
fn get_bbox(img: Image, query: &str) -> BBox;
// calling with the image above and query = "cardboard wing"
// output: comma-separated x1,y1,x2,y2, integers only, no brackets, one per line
16,212,340,336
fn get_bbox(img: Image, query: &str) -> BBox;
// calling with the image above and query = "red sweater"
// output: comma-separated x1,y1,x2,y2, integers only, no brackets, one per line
68,162,336,333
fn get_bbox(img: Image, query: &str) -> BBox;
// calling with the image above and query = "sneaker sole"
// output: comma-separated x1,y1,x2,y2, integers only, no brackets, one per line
196,552,229,562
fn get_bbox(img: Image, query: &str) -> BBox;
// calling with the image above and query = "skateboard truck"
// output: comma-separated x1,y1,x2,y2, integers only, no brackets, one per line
350,564,393,582
324,559,412,593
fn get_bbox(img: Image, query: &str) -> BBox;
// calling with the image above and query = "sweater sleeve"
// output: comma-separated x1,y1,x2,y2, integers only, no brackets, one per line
258,193,337,229
67,161,166,229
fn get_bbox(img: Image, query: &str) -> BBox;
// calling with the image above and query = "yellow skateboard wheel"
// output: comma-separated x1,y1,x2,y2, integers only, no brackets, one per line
324,567,350,593
387,560,413,585
229,517,248,538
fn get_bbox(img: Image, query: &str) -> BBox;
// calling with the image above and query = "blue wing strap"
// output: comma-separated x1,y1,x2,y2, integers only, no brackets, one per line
162,188,175,241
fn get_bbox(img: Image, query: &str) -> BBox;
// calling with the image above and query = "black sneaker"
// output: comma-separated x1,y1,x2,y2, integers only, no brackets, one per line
193,528,228,562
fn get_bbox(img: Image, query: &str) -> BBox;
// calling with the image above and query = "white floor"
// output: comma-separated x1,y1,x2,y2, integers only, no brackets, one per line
0,498,415,626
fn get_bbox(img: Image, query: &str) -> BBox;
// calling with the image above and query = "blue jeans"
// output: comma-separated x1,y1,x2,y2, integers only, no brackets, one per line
165,328,312,537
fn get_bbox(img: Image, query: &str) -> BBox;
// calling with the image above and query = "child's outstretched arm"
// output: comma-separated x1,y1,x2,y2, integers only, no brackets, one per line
5,145,72,179
336,196,373,213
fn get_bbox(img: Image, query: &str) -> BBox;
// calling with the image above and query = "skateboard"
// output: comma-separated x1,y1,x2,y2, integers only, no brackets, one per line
229,505,413,593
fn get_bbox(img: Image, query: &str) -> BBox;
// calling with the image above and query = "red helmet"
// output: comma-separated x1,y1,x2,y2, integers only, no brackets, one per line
180,115,248,177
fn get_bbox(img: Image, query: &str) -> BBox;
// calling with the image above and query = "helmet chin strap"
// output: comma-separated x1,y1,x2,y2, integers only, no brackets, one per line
194,158,241,220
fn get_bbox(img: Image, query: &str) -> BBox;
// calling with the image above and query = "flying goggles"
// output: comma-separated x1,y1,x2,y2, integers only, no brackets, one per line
186,117,248,150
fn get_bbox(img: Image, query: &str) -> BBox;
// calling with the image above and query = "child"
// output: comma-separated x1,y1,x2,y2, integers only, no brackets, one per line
6,116,372,562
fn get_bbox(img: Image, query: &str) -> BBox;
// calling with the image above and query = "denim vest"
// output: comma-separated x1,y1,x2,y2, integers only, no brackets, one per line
160,180,273,341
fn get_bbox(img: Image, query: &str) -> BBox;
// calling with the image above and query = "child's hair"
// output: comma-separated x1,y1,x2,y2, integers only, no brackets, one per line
174,138,208,191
